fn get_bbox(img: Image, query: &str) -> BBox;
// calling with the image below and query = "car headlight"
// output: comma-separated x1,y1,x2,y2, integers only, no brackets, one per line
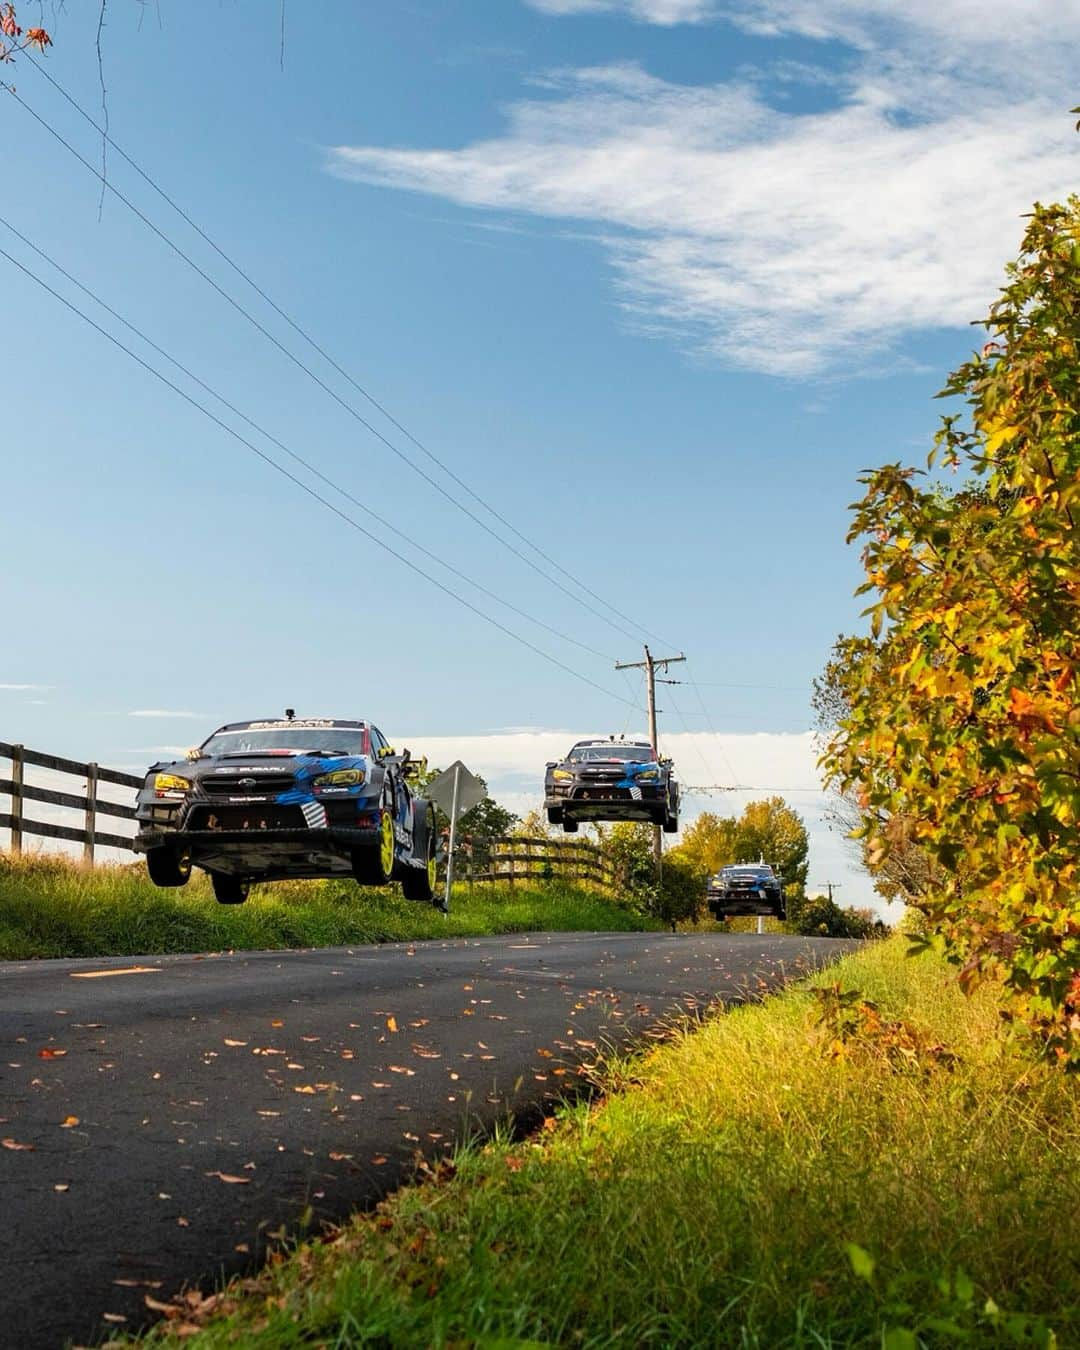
153,772,191,792
636,769,659,781
313,768,365,787
551,768,573,781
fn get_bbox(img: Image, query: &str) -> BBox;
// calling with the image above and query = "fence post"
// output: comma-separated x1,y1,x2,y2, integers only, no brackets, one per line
9,744,24,855
84,763,98,866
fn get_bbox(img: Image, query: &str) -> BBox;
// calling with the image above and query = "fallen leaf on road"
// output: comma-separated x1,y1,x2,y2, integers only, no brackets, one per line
54,1183,70,1192
329,1151,352,1161
371,1155,388,1165
2,1138,34,1151
301,1036,320,1043
256,1110,279,1117
286,1063,304,1070
413,1047,440,1059
144,1295,175,1314
371,1081,390,1088
349,1093,364,1102
408,1018,429,1028
38,1048,67,1059
536,1048,553,1058
223,1039,247,1047
271,1020,283,1028
234,1243,249,1254
60,1115,80,1128
204,1171,251,1185
294,1085,317,1095
388,1066,415,1076
101,1312,127,1324
386,1016,398,1033
177,1216,189,1226
462,1009,474,1016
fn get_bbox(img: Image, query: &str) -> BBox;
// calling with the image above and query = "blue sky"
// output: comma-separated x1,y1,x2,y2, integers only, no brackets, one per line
3,0,1078,906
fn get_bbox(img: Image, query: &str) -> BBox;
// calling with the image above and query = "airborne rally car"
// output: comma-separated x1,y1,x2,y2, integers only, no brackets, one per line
133,714,439,906
544,736,679,834
706,864,786,920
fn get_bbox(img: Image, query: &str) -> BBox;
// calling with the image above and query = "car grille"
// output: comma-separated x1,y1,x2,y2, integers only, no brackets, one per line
187,805,306,831
202,776,295,798
573,786,632,800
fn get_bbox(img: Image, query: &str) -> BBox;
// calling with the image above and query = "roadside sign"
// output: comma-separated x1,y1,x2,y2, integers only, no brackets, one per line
424,761,486,916
426,761,486,820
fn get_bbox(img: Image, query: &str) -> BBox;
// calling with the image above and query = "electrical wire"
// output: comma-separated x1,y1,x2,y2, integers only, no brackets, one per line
17,59,672,648
0,238,645,710
0,213,617,667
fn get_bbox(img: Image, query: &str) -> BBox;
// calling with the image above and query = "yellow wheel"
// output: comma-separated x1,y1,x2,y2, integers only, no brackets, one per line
427,848,437,893
379,808,395,879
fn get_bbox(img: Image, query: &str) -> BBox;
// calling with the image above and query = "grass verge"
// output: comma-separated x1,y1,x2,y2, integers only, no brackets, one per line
133,938,1079,1348
0,853,652,960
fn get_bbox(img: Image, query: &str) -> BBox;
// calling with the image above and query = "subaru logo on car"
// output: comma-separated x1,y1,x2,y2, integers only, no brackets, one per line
238,778,257,788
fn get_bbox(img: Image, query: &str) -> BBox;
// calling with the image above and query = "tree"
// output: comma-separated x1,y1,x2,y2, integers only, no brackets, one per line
0,5,52,63
824,194,1080,1063
668,812,738,876
732,797,808,901
606,822,702,930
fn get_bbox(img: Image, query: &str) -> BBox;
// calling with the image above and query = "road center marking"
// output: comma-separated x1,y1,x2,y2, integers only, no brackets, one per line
70,966,163,979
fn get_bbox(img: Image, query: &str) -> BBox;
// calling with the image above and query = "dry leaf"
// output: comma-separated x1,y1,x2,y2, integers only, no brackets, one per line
177,1216,190,1227
2,1138,34,1151
542,1116,557,1132
294,1085,316,1095
38,1048,67,1059
371,1155,388,1165
101,1312,127,1324
223,1039,247,1047
54,1183,70,1192
270,1020,284,1028
204,1171,251,1185
388,1065,415,1076
536,1048,553,1058
60,1115,79,1128
386,1016,398,1033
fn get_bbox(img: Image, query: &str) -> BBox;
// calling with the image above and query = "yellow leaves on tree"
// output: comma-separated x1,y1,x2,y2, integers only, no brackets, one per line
824,193,1080,1065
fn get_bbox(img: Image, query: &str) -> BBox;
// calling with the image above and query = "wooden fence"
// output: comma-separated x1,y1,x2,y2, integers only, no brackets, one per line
0,742,616,888
453,835,616,890
0,742,140,863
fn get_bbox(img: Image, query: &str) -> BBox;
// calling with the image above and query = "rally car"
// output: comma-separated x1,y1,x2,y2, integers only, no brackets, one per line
133,713,439,907
706,863,786,920
544,736,679,834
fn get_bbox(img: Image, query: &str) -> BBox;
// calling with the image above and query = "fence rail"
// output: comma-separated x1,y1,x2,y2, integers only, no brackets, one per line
0,742,140,861
0,742,616,888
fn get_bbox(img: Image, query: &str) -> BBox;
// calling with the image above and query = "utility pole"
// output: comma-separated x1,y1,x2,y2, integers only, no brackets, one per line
816,881,842,903
614,645,685,877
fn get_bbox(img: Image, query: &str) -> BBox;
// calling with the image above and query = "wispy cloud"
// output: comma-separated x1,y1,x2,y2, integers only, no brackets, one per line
128,709,207,720
329,4,1080,374
0,682,52,691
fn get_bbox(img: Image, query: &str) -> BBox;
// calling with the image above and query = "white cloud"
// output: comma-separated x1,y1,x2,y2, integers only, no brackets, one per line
406,726,886,913
329,6,1080,374
0,682,51,691
128,709,207,720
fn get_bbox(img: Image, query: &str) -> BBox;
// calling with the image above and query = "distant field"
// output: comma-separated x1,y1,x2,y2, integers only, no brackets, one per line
0,854,654,960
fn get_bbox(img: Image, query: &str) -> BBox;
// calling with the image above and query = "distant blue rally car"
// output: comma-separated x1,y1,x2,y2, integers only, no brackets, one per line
543,736,679,834
133,713,439,906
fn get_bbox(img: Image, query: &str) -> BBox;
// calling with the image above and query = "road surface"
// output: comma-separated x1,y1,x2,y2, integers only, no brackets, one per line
0,932,855,1347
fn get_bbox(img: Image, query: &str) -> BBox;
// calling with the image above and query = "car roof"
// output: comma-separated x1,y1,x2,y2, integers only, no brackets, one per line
571,739,652,750
216,718,368,732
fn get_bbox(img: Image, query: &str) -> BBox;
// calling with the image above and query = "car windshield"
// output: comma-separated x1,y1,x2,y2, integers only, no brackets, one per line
200,727,365,757
724,866,773,879
568,745,654,763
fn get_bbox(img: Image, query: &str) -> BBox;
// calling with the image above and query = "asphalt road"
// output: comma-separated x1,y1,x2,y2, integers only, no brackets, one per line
0,932,855,1348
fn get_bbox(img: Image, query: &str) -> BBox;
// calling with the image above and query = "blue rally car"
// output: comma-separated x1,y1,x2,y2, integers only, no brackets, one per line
543,736,679,834
133,713,439,906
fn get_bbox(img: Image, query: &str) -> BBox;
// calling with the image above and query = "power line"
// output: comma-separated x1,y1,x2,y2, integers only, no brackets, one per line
0,212,615,667
0,238,644,711
18,58,672,649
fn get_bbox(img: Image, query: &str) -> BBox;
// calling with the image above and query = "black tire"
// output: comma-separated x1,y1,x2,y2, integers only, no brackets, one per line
146,845,191,888
663,817,678,834
562,817,579,834
401,802,437,904
546,807,563,826
211,872,250,905
353,784,396,886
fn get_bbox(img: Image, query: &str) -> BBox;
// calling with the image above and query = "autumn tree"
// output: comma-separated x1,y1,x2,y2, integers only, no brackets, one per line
824,196,1080,1063
0,4,51,62
731,796,808,900
668,811,738,877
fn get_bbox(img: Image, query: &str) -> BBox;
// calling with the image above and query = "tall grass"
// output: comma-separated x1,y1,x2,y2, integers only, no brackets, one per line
0,853,651,960
139,939,1078,1348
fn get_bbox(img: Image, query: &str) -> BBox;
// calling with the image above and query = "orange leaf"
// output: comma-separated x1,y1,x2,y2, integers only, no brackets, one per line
38,1048,67,1059
60,1115,79,1128
541,1116,557,1132
2,1137,34,1151
293,1085,316,1094
204,1170,251,1185
386,1016,398,1033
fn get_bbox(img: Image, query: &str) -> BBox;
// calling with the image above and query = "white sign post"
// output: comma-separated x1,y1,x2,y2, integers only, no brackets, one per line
425,761,486,914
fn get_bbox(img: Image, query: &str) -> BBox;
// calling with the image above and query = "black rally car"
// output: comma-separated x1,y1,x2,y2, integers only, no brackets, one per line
544,736,679,834
706,864,787,920
133,714,439,906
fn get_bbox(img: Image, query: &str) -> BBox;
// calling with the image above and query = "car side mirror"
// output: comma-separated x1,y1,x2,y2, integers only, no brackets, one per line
546,762,556,768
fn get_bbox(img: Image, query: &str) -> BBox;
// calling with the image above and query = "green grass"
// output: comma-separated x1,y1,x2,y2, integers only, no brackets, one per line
135,939,1078,1348
0,853,652,960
